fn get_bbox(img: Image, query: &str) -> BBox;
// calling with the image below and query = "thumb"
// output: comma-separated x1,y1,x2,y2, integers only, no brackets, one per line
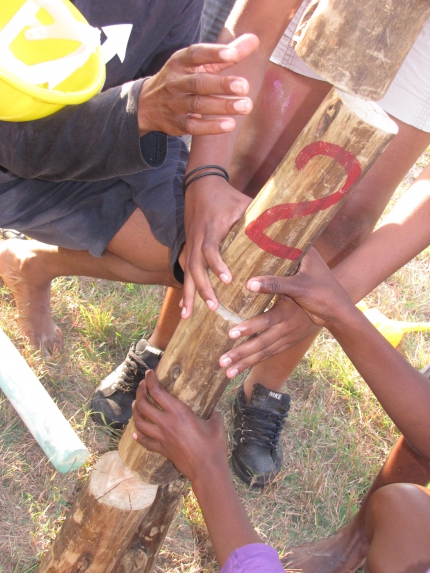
226,34,260,64
246,274,305,299
207,409,225,432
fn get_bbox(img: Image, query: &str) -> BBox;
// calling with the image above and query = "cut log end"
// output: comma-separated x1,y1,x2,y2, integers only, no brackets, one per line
336,90,398,134
90,451,158,511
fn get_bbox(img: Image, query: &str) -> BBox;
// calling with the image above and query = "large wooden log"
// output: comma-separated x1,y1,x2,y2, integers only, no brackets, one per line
116,480,186,573
119,88,397,486
38,452,158,572
39,88,397,573
293,0,430,100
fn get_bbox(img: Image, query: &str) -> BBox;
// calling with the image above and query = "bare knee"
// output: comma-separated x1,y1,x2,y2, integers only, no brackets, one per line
366,483,425,540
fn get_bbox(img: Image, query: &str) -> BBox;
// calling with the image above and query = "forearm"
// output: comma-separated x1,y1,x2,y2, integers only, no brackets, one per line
333,166,430,302
192,459,261,566
0,80,161,181
328,307,430,458
187,0,302,173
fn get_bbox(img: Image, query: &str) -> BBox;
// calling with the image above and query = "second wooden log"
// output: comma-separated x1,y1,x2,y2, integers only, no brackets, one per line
293,0,430,100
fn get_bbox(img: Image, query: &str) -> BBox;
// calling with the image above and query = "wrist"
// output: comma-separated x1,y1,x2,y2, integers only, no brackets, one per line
325,303,366,337
137,77,155,136
183,165,229,194
191,454,231,492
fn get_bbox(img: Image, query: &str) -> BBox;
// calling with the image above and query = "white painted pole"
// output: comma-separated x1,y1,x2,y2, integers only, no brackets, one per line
0,328,89,473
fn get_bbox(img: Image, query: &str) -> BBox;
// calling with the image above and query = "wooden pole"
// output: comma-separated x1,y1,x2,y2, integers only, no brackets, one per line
39,452,158,571
117,480,187,572
293,0,430,100
38,88,397,572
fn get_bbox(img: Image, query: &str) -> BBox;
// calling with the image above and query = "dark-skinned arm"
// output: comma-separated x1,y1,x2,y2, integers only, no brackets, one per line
219,163,430,378
181,0,303,318
247,247,430,459
132,372,262,567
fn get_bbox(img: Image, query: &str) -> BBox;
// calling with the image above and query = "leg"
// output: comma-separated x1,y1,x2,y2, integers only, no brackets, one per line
149,286,183,351
229,60,430,487
365,483,430,573
231,62,332,196
283,436,430,573
232,63,430,401
0,209,178,359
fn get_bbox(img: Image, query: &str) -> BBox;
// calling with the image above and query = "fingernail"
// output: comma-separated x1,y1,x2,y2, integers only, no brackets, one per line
230,80,246,95
233,99,251,112
206,300,216,310
220,119,235,131
248,280,261,292
132,432,138,440
181,306,187,316
219,48,236,60
228,368,239,377
220,356,232,366
220,273,229,283
230,329,241,339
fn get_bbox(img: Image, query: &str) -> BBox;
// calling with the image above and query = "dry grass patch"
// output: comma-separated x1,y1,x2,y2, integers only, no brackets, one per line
0,150,429,571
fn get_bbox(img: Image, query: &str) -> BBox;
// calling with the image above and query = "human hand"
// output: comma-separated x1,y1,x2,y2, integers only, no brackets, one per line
181,177,252,318
244,248,356,328
137,34,259,136
132,370,228,482
219,296,320,378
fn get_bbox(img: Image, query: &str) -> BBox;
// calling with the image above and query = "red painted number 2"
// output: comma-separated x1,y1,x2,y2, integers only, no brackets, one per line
245,141,362,260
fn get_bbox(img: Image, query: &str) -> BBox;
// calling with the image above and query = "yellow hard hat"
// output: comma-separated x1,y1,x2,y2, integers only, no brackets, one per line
0,0,106,121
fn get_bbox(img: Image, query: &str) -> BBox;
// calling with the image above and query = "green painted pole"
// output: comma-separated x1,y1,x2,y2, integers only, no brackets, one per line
0,327,89,473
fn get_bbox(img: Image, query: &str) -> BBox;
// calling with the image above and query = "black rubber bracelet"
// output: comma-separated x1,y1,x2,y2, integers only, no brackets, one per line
182,171,229,194
183,164,229,190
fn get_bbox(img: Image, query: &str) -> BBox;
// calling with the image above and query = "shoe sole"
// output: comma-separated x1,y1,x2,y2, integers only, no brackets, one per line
231,454,264,488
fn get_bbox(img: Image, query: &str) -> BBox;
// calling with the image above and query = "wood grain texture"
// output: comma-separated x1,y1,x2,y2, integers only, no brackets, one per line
118,88,397,486
40,88,397,573
114,480,187,573
38,452,157,572
294,0,430,100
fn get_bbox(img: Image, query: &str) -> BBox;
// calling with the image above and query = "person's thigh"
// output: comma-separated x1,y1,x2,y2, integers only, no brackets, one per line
230,62,331,196
0,176,137,257
365,483,430,573
0,135,187,278
315,117,430,266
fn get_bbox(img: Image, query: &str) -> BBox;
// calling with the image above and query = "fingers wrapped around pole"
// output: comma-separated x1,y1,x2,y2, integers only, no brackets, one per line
41,89,397,573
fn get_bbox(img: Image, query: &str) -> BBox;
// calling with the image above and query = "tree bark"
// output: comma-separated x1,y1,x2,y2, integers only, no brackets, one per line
39,89,397,573
38,452,158,572
118,89,397,486
293,0,430,100
116,480,187,573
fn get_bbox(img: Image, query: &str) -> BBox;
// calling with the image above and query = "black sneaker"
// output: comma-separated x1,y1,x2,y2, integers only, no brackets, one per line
91,339,163,429
232,383,290,487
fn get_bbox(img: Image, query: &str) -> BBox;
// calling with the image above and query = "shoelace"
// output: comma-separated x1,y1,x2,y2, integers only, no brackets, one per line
240,404,288,449
116,346,152,395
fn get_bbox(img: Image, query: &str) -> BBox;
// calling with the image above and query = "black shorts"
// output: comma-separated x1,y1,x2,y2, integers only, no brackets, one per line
0,135,187,274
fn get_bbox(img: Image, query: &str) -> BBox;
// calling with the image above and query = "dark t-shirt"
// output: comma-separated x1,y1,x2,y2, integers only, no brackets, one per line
0,0,203,183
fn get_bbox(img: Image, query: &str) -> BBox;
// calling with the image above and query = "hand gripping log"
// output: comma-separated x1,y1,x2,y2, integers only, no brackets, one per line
38,88,397,573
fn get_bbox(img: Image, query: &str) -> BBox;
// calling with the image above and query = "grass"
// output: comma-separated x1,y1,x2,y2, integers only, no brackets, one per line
0,149,429,572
